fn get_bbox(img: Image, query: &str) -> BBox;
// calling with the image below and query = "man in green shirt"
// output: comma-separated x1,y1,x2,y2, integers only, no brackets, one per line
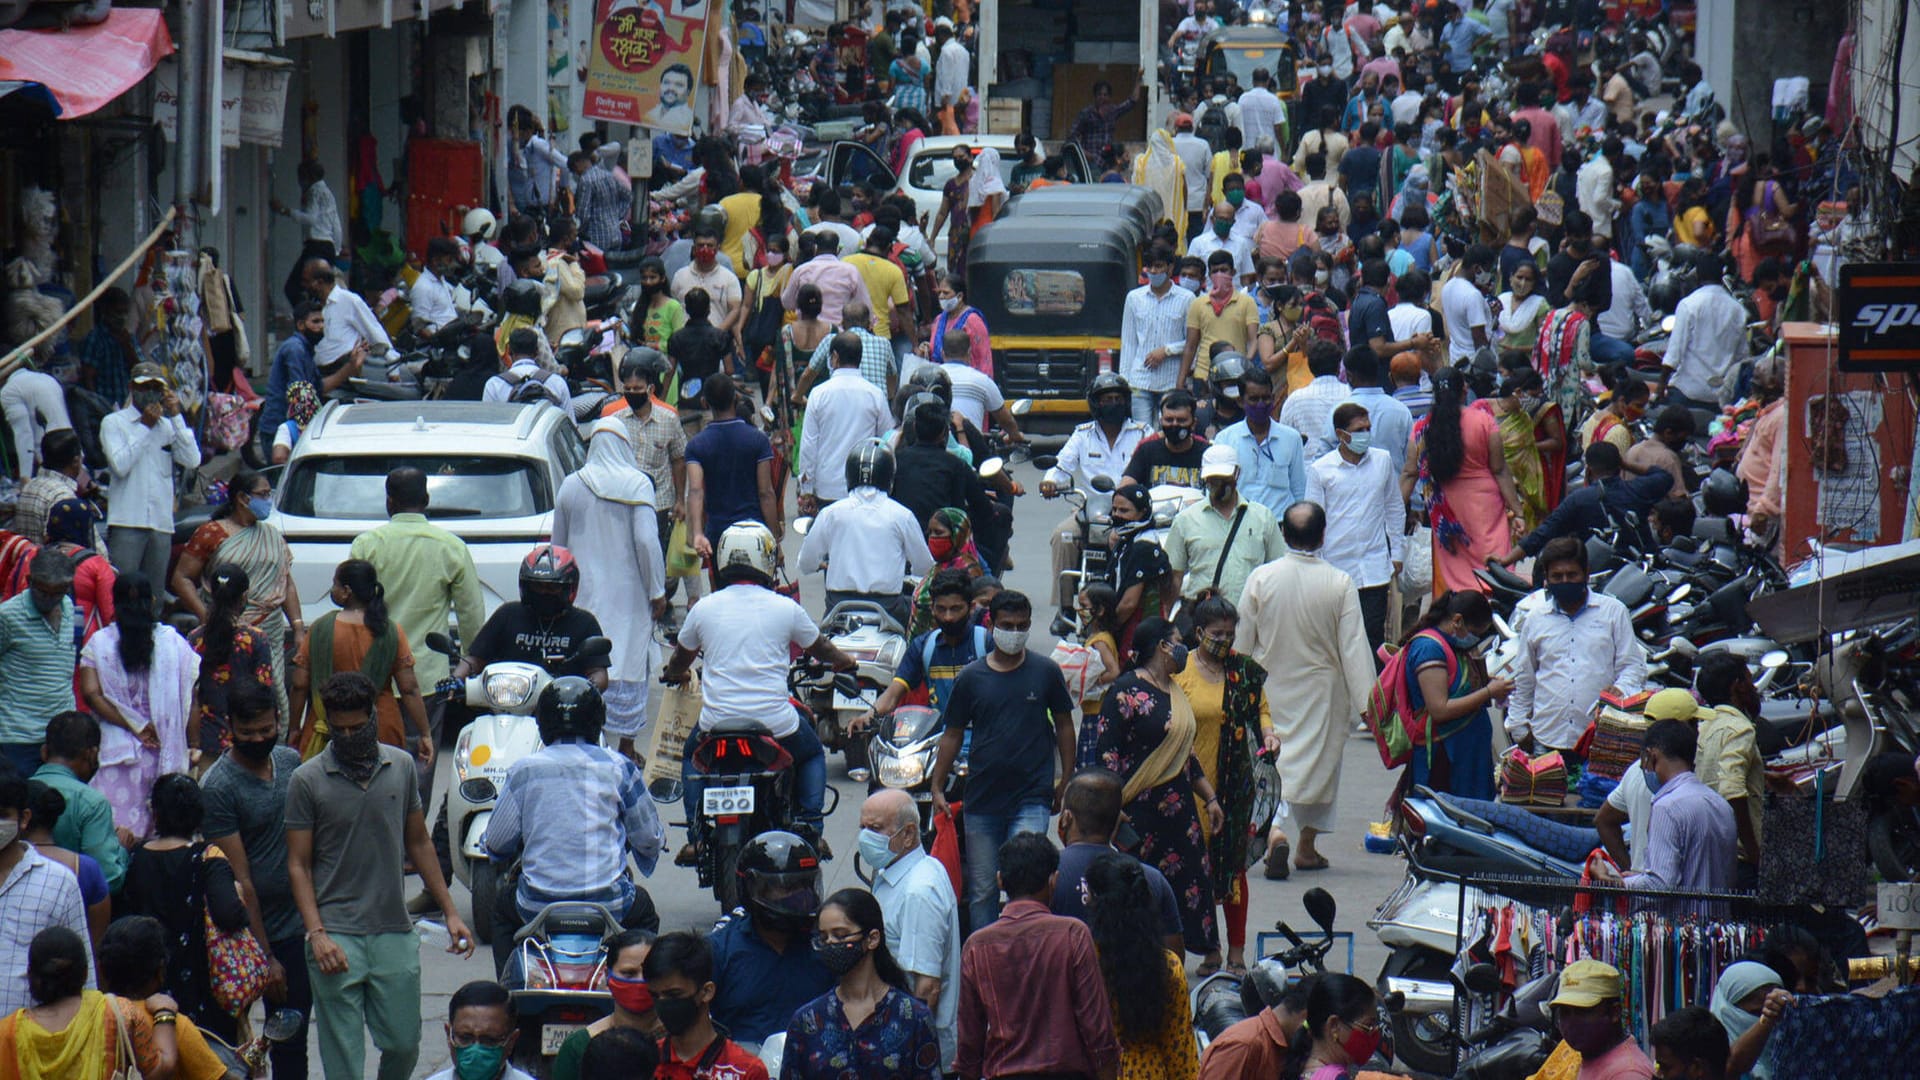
1166,443,1286,606
31,711,128,893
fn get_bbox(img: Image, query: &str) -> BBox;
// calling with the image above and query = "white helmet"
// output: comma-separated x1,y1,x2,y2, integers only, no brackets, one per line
714,522,779,584
462,208,499,242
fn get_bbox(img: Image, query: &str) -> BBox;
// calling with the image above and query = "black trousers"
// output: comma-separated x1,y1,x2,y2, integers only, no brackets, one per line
1358,584,1390,656
267,933,315,1080
284,239,337,310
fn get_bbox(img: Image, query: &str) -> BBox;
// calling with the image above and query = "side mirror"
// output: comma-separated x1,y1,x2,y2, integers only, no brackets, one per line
425,632,459,659
1090,475,1116,493
1302,886,1336,935
832,672,864,698
978,456,1005,481
575,636,613,664
557,327,591,349
648,777,685,805
793,515,814,536
1010,398,1034,417
1032,454,1059,470
261,1008,305,1043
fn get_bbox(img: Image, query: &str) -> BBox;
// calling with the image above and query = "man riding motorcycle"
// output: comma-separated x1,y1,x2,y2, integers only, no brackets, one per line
448,545,611,690
1041,372,1148,608
661,522,856,857
483,677,664,976
707,830,836,1049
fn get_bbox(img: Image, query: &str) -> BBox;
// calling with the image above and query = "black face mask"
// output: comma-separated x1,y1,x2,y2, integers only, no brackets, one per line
641,280,666,298
654,995,702,1036
624,391,651,412
524,590,569,618
230,737,278,763
1093,399,1128,426
1162,423,1192,444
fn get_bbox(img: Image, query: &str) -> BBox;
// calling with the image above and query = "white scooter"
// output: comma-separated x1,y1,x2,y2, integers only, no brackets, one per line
425,631,612,945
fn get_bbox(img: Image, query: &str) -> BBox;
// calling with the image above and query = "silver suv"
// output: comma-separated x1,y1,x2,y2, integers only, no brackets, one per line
273,400,586,626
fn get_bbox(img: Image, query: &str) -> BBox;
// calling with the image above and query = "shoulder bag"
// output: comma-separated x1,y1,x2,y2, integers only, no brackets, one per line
1749,181,1795,253
195,843,273,1015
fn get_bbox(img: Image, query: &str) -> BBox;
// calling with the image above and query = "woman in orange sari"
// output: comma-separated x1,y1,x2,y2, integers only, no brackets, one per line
0,927,175,1080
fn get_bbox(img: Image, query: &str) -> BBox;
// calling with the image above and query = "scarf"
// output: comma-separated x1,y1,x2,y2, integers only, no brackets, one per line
303,611,400,755
206,519,291,624
90,624,195,774
1122,677,1198,804
579,418,657,505
1709,962,1781,1078
1132,130,1187,245
967,146,1007,208
0,991,119,1080
1392,165,1432,223
909,507,984,637
1207,271,1237,315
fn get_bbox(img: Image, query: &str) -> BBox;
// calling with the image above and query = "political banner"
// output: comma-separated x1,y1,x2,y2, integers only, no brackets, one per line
582,0,710,132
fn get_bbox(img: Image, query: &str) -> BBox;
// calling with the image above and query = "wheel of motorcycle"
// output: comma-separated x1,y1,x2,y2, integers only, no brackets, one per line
1381,947,1458,1076
470,862,499,946
1868,813,1920,884
715,845,744,911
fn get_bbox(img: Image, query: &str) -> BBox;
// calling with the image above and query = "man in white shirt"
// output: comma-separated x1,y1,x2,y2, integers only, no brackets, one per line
1224,173,1267,244
932,20,970,131
797,444,933,627
1041,374,1149,606
1237,69,1287,151
670,224,746,327
303,256,398,369
483,329,571,409
799,333,892,513
1663,258,1750,407
1307,400,1406,648
1440,244,1498,361
1279,341,1352,461
1187,201,1256,283
1576,137,1621,241
862,789,962,1066
101,364,201,613
1555,77,1610,146
1388,267,1436,341
1596,255,1652,342
425,983,538,1080
1296,152,1351,232
940,329,1024,438
409,238,462,335
1171,113,1215,240
1507,536,1647,754
1120,246,1198,424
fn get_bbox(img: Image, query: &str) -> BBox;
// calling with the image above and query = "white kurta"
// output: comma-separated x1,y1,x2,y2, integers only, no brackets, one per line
552,475,665,738
1233,552,1377,808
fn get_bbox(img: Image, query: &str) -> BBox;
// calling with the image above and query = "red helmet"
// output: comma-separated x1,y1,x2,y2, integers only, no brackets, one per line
519,544,580,612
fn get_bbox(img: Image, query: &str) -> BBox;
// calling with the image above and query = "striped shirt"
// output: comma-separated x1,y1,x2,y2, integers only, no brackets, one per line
809,326,898,395
1120,283,1196,393
0,592,76,744
0,845,93,1015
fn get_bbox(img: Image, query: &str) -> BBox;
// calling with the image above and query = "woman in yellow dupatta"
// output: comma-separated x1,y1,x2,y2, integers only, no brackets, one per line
1474,362,1550,531
1088,617,1228,962
0,927,172,1080
1132,128,1188,251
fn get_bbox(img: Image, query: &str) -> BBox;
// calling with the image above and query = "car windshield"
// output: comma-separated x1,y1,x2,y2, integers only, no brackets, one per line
909,149,1020,192
279,455,549,520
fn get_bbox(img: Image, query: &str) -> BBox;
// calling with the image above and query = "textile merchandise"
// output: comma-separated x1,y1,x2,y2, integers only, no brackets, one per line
1498,747,1569,806
1586,690,1655,782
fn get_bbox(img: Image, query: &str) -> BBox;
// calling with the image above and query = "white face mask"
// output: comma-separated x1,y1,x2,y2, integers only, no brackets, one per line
992,627,1029,655
939,296,960,313
0,818,17,850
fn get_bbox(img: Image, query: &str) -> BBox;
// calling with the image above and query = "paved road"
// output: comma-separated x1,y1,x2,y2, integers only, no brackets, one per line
336,454,1416,1077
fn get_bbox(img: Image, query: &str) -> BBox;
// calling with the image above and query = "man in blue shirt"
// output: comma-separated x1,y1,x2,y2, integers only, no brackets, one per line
1500,441,1671,563
1212,367,1305,520
1598,719,1737,899
1440,3,1491,77
707,831,835,1046
685,375,778,558
865,570,989,723
1332,347,1414,476
259,301,356,460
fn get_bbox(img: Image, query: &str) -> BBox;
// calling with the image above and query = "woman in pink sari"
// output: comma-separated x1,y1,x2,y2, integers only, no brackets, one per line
77,574,197,838
1401,368,1526,594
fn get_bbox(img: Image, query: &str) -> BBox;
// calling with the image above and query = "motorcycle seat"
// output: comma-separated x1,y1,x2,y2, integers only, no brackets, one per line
602,248,646,271
1438,795,1602,866
1480,563,1533,593
512,901,621,945
709,717,777,737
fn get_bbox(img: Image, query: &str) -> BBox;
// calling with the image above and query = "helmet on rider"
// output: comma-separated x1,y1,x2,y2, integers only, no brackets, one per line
714,522,779,586
694,204,728,240
535,676,606,745
504,279,545,319
1085,372,1132,424
519,544,580,617
905,364,953,408
619,347,673,391
845,440,895,492
1208,352,1248,398
736,830,822,935
1701,467,1747,517
462,208,499,242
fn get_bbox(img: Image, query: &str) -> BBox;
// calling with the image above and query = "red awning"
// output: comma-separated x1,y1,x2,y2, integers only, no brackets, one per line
0,8,174,119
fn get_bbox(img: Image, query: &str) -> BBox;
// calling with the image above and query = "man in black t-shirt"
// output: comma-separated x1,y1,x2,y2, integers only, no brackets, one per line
1121,389,1210,488
666,287,732,432
449,546,610,688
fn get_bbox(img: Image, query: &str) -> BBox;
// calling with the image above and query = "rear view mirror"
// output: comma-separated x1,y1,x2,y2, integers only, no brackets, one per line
425,632,459,659
1032,454,1059,470
1761,649,1789,670
1090,475,1116,493
1303,887,1336,935
261,1009,305,1043
832,672,864,698
648,777,684,805
1010,398,1034,417
574,636,613,664
792,516,814,537
978,457,1005,481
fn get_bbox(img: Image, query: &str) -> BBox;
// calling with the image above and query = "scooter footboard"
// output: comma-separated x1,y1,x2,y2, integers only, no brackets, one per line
463,811,494,860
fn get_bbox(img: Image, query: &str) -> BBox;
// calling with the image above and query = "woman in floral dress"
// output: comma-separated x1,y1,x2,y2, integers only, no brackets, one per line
1090,616,1227,958
186,564,277,755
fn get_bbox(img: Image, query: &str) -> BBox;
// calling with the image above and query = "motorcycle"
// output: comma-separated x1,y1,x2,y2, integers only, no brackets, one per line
1192,888,1342,1052
797,603,905,781
1032,458,1116,637
204,1007,305,1079
505,901,622,1074
1454,963,1560,1080
425,631,614,945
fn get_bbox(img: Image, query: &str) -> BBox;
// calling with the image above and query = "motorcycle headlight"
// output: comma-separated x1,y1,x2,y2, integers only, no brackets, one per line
483,671,536,711
454,730,474,781
876,754,926,789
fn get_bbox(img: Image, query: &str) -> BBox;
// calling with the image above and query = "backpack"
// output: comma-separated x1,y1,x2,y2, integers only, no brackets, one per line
1363,629,1459,768
1196,100,1232,154
204,392,253,452
509,377,560,406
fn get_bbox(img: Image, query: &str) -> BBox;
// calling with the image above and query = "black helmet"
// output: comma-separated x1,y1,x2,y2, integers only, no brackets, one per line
1701,467,1747,517
1208,352,1248,392
845,440,895,492
905,365,953,408
519,544,581,615
536,676,605,745
1646,278,1683,316
620,346,672,389
504,279,545,318
736,830,821,934
1085,371,1131,409
904,391,949,445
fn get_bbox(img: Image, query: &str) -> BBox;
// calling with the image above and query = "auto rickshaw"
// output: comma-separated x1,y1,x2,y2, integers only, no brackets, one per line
965,214,1141,433
1195,24,1298,99
996,185,1167,253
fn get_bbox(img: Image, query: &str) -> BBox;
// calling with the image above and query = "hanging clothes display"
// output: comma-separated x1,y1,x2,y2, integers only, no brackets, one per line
1761,987,1920,1075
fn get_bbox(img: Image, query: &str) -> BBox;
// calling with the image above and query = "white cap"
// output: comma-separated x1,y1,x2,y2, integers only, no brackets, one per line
1201,443,1240,479
932,15,954,29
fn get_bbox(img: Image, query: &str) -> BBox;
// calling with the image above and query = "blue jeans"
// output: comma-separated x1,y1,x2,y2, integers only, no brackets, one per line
962,801,1052,930
0,743,42,778
1131,389,1165,426
1589,331,1637,367
682,715,827,835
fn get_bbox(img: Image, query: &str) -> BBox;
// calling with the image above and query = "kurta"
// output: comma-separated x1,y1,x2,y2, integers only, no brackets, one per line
552,473,665,740
1233,553,1376,808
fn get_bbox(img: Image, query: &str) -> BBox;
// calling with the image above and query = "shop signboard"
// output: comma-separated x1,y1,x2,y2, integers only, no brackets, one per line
1837,263,1920,372
581,0,711,132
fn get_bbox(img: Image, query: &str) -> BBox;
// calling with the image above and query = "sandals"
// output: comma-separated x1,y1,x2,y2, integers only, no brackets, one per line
1263,839,1292,880
1196,958,1224,978
1293,853,1331,872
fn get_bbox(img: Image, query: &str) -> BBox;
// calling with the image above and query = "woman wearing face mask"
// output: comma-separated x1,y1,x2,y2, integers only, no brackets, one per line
38,497,114,635
636,255,686,351
1171,596,1278,976
781,888,940,1079
907,507,985,637
1087,616,1225,961
1313,206,1354,295
77,573,197,835
1254,284,1318,394
927,274,992,375
1082,853,1198,1077
1496,262,1549,353
1709,960,1792,1080
1533,255,1603,430
170,469,300,724
741,236,793,399
1397,590,1510,799
1102,485,1174,656
553,929,662,1080
1280,973,1384,1080
1402,368,1526,594
1475,360,1559,530
289,559,432,764
929,146,981,277
1578,367,1650,455
270,380,320,465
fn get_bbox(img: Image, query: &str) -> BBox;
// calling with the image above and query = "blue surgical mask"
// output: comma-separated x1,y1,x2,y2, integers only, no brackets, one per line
858,827,901,871
1344,430,1373,455
248,496,274,521
1179,275,1202,292
1642,761,1665,796
1147,271,1170,288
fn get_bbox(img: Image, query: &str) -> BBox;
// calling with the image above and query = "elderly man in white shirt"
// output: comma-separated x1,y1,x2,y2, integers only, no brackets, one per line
1306,400,1406,650
101,364,201,613
1187,201,1256,283
302,255,398,368
1507,536,1647,754
797,444,933,628
1120,248,1198,424
862,789,963,1065
1663,264,1750,408
799,332,893,514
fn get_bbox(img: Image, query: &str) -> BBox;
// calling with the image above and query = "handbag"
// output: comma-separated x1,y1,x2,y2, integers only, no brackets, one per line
1748,182,1795,253
196,846,272,1015
1400,524,1433,593
107,997,140,1080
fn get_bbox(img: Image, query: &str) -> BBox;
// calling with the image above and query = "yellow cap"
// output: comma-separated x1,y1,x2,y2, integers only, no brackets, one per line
1547,960,1623,1008
1643,688,1711,723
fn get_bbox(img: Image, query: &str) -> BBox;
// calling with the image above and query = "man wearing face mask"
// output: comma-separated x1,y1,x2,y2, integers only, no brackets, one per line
1120,245,1196,425
0,548,82,777
1440,243,1498,361
1214,366,1306,519
1542,960,1656,1080
1043,374,1149,607
929,590,1076,929
1498,442,1671,566
30,710,127,893
1308,404,1408,651
860,789,961,1063
1122,390,1211,488
1595,688,1706,874
426,981,535,1080
100,365,200,613
1735,353,1786,537
1506,537,1645,759
0,773,93,1016
453,545,610,690
612,349,690,555
1186,202,1257,291
1591,720,1737,899
647,931,770,1079
1166,444,1286,605
260,301,358,460
1181,247,1260,391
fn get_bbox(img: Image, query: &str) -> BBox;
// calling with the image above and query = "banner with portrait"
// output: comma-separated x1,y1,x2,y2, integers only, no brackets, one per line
582,0,711,131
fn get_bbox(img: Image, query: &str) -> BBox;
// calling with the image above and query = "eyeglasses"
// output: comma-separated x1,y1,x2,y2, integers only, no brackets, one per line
448,1032,512,1049
812,930,867,948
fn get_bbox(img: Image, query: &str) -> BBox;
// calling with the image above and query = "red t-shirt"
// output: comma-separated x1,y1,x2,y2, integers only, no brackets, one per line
656,1035,770,1080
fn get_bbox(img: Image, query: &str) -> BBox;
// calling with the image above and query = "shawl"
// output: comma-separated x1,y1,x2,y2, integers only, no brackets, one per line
579,418,657,505
85,624,196,775
1122,679,1197,805
967,147,1007,208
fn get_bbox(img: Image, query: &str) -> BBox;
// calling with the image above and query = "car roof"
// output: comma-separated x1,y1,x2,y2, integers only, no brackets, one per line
296,401,564,456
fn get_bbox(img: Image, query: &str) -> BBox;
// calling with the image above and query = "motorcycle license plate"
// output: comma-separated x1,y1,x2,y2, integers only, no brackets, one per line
540,1023,584,1055
832,690,867,711
703,785,756,815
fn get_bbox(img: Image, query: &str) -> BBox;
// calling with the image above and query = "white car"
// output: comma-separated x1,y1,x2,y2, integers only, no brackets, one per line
822,134,1095,269
271,400,586,629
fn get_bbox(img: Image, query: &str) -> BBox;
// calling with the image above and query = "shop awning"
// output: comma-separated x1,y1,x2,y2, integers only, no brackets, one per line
0,9,174,119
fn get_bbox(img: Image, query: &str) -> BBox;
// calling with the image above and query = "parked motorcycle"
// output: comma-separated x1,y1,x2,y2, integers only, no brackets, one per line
1455,963,1560,1080
506,902,620,1074
426,631,613,944
1193,888,1342,1052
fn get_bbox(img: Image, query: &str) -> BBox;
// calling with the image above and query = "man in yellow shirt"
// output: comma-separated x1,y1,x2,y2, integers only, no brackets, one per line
1180,250,1260,386
716,167,766,276
843,227,913,341
1694,654,1768,884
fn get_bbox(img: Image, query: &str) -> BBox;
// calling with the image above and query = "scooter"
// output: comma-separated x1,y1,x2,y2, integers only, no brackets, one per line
866,703,965,843
505,902,620,1073
802,602,906,781
1032,460,1116,639
203,1008,305,1078
426,631,613,945
1192,888,1341,1053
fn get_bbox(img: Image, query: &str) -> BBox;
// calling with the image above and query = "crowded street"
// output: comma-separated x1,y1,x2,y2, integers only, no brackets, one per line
3,0,1920,1077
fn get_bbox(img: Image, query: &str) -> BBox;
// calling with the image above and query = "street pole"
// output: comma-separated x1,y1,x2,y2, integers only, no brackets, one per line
175,0,205,232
